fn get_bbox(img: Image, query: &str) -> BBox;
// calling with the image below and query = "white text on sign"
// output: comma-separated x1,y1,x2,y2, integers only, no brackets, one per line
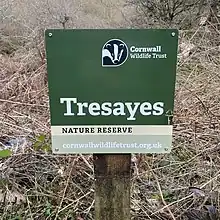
60,98,164,121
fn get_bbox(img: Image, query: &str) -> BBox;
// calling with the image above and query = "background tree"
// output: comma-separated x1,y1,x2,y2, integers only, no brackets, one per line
126,0,219,29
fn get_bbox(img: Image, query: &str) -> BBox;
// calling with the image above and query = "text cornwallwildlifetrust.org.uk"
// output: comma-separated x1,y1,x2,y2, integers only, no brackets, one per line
62,141,163,150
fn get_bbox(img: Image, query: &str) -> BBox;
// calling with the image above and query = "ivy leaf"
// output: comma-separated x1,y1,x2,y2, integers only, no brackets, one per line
37,134,45,142
45,201,51,216
0,149,12,158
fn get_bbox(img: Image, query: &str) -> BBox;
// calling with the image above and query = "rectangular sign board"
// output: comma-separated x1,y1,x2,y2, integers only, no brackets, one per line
45,29,178,154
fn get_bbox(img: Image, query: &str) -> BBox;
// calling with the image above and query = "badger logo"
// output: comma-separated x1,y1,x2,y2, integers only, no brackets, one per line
102,39,128,67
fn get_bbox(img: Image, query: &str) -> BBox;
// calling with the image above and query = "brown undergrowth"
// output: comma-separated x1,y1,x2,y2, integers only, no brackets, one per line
0,25,220,219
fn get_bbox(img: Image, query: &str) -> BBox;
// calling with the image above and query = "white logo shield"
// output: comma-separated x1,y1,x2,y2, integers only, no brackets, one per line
102,39,128,67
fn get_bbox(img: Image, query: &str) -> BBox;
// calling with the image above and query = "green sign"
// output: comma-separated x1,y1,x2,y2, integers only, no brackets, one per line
45,29,178,154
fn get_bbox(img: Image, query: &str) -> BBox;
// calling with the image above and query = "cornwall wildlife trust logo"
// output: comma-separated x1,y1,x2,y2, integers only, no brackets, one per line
102,39,128,67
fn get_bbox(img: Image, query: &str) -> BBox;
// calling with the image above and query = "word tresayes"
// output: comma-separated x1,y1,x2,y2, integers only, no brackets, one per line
60,98,164,121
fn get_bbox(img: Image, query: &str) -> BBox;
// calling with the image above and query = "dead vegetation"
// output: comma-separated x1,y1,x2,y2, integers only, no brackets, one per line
0,0,220,219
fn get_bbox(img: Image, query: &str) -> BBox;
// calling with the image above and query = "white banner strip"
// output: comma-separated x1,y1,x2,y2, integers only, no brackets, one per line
51,125,172,136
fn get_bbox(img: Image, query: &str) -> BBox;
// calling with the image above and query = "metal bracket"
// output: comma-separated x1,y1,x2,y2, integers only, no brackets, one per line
165,110,173,125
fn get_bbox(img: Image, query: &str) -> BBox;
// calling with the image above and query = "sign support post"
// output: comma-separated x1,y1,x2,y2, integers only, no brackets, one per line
94,154,131,220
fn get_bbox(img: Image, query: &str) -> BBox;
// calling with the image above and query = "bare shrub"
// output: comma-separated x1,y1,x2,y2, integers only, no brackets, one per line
126,0,220,29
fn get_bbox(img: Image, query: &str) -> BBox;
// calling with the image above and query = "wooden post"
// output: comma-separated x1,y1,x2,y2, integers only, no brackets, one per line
94,154,131,220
